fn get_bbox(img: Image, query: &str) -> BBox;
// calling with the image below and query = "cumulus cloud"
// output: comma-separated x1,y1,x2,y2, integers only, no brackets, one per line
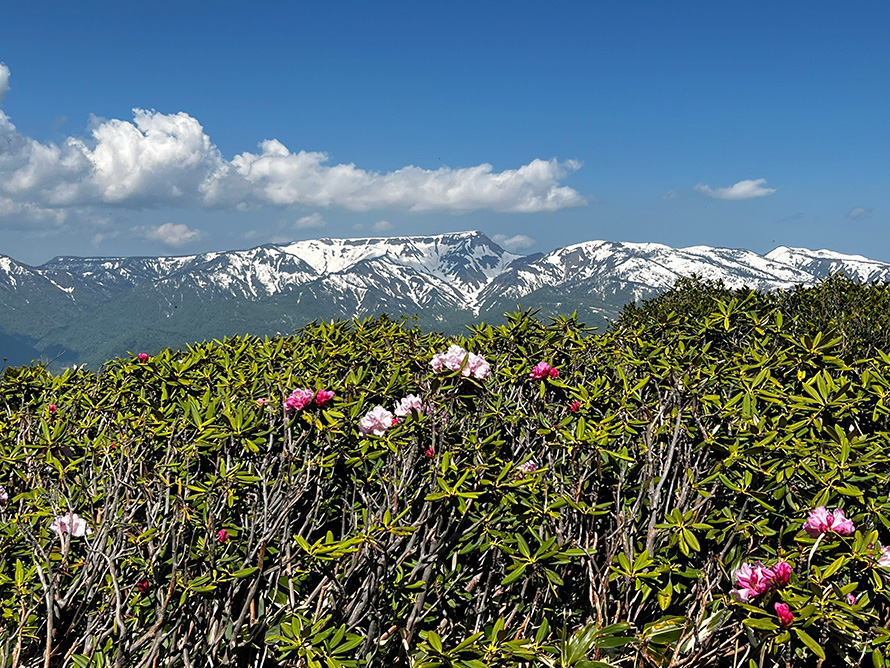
0,65,586,221
294,212,326,229
492,233,536,252
136,222,203,247
847,206,874,220
694,178,776,200
372,220,393,232
0,63,9,106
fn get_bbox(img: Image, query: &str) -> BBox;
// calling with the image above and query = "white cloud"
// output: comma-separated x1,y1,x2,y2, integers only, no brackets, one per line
294,212,326,229
694,178,776,200
0,65,587,222
662,189,678,200
136,222,203,247
847,206,874,220
492,233,535,252
0,63,9,106
372,220,393,232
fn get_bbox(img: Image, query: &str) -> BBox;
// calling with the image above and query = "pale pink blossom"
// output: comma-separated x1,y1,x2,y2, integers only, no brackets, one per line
877,545,890,569
0,486,7,507
803,506,855,538
774,602,794,627
430,345,490,379
314,390,335,406
517,461,538,473
394,394,426,417
256,398,268,406
730,562,775,602
847,593,858,605
50,512,92,538
770,560,792,588
284,388,315,412
359,406,395,436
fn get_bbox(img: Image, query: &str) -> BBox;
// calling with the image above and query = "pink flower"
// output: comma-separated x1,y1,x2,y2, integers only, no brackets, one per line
217,529,229,543
256,398,268,406
284,388,315,412
517,460,538,473
570,401,581,412
0,486,8,507
730,562,775,602
48,404,56,414
137,353,149,362
430,345,490,379
530,362,552,380
877,545,890,569
136,580,150,595
847,593,858,605
49,512,92,538
770,560,792,588
549,367,559,378
359,406,395,436
314,390,335,406
774,602,794,628
424,447,435,458
394,394,426,417
803,506,855,538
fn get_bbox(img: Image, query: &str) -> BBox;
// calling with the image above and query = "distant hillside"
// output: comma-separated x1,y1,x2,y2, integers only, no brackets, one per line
1,232,887,368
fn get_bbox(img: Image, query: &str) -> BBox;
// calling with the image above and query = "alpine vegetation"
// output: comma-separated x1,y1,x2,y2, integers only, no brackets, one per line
6,276,890,666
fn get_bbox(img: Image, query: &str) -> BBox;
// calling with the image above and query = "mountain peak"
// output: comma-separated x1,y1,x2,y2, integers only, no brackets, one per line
3,235,890,369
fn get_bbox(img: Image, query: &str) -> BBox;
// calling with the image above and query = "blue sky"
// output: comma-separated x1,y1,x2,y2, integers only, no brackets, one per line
0,1,887,264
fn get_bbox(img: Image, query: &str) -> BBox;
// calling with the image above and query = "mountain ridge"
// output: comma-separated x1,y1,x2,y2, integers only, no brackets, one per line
2,231,888,368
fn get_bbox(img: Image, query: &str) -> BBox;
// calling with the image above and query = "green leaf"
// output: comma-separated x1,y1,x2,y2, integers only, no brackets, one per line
794,628,826,660
427,630,443,653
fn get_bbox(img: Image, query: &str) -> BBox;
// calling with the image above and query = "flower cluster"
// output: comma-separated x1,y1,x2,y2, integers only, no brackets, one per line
50,512,92,538
730,560,792,603
529,361,559,380
803,506,855,538
394,394,426,417
430,345,490,379
517,460,539,474
284,388,334,412
359,406,395,436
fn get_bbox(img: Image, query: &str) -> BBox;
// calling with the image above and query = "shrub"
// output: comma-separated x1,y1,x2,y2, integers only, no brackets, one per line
3,279,890,666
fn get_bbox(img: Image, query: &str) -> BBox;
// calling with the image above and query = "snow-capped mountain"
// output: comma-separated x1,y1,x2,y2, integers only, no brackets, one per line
1,231,888,368
764,246,890,283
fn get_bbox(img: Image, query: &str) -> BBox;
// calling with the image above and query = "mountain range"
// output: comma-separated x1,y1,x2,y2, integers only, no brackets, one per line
2,230,889,369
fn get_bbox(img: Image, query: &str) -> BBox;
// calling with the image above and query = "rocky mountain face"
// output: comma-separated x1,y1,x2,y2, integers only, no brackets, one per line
1,232,887,368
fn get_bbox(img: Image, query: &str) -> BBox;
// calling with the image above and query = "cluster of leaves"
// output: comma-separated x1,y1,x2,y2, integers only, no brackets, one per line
3,276,890,667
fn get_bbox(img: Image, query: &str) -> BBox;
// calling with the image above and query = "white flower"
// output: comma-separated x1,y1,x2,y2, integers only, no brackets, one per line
430,345,490,379
394,394,426,417
50,512,93,537
359,406,395,436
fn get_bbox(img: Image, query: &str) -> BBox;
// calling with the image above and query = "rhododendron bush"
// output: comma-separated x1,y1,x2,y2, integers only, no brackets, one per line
5,278,890,666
